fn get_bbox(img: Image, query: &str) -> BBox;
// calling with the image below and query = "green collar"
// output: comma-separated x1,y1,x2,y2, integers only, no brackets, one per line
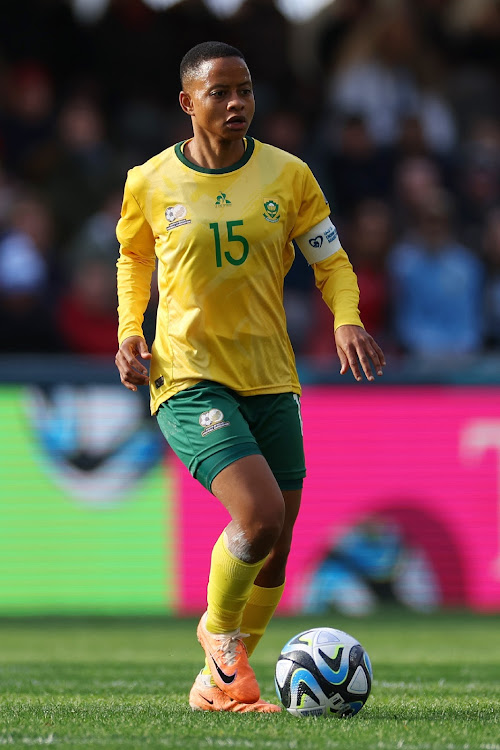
174,137,255,174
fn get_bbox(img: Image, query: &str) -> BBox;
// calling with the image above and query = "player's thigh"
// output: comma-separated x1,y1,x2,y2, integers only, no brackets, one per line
239,392,306,494
211,452,285,535
156,381,263,492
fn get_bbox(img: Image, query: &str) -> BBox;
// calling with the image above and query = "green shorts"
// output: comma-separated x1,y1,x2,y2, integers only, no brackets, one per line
156,381,305,492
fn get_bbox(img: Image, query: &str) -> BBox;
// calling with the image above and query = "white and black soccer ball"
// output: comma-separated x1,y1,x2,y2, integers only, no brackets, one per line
275,627,372,718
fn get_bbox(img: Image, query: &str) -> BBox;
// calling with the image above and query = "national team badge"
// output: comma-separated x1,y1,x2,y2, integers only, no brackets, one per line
165,204,191,231
199,408,230,437
263,200,280,223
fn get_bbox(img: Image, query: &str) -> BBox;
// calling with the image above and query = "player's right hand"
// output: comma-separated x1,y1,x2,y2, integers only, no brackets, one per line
115,335,152,391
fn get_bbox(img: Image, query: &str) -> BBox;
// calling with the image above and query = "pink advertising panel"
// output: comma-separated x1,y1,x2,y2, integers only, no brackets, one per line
171,386,500,614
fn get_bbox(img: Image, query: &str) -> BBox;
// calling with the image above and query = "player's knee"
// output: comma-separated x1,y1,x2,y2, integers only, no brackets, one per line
237,504,285,561
255,512,285,548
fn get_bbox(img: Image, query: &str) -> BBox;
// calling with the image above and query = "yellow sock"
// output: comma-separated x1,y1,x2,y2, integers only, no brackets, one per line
201,661,216,685
206,531,267,634
240,582,285,657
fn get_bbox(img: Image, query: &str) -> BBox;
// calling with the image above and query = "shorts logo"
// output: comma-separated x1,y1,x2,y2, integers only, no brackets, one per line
199,408,230,437
165,204,191,231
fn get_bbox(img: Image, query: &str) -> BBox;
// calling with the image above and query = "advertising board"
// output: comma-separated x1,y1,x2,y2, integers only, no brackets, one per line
175,386,500,614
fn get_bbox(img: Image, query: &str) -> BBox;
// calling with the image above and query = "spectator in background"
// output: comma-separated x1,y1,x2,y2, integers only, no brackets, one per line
391,112,455,192
60,189,159,353
456,117,500,250
0,191,61,352
322,113,392,220
0,164,16,227
444,0,500,135
305,198,393,361
43,94,122,245
483,207,500,350
224,0,292,102
256,108,307,159
0,61,55,180
315,0,377,76
392,155,443,234
387,188,484,357
395,114,431,161
56,255,118,356
64,189,123,271
56,189,130,356
327,9,418,147
348,198,393,345
327,8,456,154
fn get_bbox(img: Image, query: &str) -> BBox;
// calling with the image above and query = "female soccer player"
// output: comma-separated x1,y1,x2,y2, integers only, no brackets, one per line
115,41,385,713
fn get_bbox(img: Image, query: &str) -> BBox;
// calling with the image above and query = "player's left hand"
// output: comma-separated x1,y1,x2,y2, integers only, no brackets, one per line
335,325,385,382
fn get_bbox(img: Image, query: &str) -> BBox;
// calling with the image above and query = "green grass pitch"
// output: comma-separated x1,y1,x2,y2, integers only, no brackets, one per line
0,610,499,749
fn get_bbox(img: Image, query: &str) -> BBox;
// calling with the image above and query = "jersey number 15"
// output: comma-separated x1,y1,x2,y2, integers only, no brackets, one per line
209,220,249,268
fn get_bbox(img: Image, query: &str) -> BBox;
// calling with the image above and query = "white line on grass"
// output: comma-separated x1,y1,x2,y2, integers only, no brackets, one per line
0,736,54,745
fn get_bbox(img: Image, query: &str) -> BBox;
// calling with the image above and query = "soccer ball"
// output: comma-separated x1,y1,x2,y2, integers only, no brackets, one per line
275,627,372,718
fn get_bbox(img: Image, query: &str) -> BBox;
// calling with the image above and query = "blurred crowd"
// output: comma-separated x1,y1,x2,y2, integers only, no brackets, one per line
1,0,500,365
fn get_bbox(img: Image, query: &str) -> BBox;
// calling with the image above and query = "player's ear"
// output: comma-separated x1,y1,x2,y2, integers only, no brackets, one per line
179,91,194,115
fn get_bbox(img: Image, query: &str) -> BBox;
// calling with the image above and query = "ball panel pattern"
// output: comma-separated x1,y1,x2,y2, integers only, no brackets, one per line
275,627,372,718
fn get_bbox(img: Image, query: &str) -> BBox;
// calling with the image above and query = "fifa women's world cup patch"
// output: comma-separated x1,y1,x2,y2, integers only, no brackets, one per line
199,408,230,437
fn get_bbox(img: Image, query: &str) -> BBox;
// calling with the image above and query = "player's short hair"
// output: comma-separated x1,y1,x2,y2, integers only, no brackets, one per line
180,41,246,88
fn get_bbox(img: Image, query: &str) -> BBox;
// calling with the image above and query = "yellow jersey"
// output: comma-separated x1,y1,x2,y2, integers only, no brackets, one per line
116,137,362,414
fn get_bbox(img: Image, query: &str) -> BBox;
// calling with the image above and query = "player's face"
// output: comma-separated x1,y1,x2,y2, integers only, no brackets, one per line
180,56,255,141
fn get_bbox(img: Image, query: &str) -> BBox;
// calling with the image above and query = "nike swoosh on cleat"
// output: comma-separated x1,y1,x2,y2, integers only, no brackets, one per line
211,655,236,684
202,696,214,705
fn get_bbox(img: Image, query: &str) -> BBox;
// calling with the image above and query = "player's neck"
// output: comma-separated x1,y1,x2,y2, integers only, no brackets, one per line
184,134,246,170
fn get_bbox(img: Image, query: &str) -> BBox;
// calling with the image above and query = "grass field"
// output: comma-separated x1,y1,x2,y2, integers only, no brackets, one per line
0,610,499,749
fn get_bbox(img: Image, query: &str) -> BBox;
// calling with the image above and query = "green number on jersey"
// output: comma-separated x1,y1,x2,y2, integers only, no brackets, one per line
209,221,249,267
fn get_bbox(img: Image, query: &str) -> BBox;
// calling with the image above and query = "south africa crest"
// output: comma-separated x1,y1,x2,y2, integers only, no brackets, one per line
263,200,280,223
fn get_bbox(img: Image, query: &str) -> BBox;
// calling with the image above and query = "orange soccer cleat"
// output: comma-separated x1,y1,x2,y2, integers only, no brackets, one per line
196,612,261,704
189,672,281,713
